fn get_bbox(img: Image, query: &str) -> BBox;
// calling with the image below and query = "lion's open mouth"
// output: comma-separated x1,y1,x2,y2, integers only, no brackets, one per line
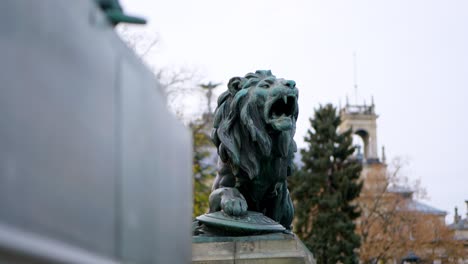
269,95,296,118
268,95,297,131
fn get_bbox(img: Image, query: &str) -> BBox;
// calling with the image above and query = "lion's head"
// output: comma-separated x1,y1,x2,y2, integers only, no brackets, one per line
211,70,299,180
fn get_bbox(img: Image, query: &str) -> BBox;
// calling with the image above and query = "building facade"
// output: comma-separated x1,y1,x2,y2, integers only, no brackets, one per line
339,101,462,263
449,202,468,263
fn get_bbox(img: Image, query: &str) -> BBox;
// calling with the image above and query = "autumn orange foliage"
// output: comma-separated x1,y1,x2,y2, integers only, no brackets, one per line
356,160,464,263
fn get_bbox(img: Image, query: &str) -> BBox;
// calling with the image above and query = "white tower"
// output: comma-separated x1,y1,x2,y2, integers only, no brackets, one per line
339,99,387,194
338,99,379,163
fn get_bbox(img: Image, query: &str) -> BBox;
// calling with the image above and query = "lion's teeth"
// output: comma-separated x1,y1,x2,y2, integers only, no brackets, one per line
283,96,288,104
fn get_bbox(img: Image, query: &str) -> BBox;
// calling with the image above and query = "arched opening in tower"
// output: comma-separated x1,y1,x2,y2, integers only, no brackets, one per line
354,129,369,160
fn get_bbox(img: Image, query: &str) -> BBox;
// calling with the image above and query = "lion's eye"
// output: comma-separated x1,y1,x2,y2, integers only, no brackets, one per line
259,83,270,88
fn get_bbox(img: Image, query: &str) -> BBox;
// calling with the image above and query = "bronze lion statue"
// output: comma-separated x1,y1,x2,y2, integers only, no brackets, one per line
209,70,298,229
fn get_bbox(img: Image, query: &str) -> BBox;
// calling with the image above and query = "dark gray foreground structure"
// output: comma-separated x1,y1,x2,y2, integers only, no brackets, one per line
0,1,192,263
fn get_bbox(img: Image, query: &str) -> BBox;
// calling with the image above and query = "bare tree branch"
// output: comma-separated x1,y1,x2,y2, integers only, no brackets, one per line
356,157,463,263
115,25,205,122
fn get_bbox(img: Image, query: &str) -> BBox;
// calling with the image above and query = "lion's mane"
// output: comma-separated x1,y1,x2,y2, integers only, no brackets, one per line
211,70,298,180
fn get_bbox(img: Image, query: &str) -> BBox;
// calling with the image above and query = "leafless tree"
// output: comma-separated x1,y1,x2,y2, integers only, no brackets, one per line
116,25,203,121
357,158,463,263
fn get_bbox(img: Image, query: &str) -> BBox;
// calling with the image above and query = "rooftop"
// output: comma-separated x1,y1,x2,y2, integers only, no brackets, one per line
449,218,468,231
388,185,413,194
340,104,376,116
405,200,447,216
388,185,446,215
449,201,468,231
388,185,414,199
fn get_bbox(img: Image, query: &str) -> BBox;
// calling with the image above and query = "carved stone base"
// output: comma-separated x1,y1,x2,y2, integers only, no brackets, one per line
192,233,316,264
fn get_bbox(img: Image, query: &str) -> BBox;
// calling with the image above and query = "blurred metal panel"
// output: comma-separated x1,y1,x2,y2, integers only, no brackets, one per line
0,0,119,258
119,58,192,264
0,223,117,264
0,0,192,263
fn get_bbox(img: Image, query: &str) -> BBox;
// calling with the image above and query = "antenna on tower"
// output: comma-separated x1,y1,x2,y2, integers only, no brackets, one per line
353,52,358,105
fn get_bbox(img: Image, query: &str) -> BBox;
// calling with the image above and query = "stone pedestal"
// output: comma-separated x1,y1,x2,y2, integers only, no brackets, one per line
192,233,316,264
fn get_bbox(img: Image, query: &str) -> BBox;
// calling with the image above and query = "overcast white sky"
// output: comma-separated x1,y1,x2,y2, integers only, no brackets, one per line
121,0,468,222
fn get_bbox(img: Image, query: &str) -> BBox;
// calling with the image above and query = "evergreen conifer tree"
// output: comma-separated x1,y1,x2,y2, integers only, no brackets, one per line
291,104,363,264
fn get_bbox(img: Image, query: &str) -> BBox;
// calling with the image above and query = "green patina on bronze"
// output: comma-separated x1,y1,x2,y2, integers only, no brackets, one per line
95,0,146,25
196,211,285,236
198,70,299,234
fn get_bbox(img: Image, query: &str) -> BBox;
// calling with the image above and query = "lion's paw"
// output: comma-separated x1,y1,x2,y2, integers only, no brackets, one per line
221,197,248,216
